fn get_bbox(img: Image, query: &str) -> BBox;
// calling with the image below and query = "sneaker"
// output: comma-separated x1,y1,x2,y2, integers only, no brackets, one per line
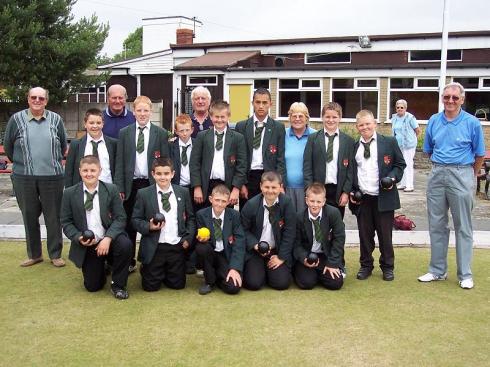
198,283,213,295
418,272,447,282
196,269,204,278
128,264,137,274
459,278,474,289
20,257,43,267
403,188,414,192
111,285,129,300
397,185,406,190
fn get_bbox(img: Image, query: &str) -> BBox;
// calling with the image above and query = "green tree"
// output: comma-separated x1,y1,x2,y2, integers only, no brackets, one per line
112,27,143,62
0,0,109,103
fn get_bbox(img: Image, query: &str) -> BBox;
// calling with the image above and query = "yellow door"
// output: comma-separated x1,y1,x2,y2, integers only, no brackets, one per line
228,84,251,123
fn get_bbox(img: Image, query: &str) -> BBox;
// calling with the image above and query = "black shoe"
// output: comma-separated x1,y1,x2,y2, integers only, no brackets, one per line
356,267,373,280
111,285,129,300
186,265,197,275
198,283,213,295
382,269,395,281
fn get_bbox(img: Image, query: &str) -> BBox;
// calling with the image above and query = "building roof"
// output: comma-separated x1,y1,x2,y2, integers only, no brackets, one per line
174,51,260,70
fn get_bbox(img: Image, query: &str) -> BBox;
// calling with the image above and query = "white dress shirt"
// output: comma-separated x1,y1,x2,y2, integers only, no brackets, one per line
85,135,112,184
179,139,192,186
212,209,225,252
324,128,339,184
355,132,379,195
260,197,278,249
134,122,150,179
309,208,324,253
84,183,105,242
251,114,267,170
156,185,181,245
210,127,226,180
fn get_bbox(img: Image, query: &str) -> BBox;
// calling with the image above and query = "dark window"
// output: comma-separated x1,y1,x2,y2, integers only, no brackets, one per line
332,91,378,119
453,78,479,89
389,91,439,120
302,80,320,88
278,91,321,118
417,79,439,88
391,78,414,89
483,79,490,88
409,49,462,62
279,79,299,89
254,79,269,89
463,92,490,120
305,52,351,63
332,78,354,89
357,79,377,88
188,75,217,85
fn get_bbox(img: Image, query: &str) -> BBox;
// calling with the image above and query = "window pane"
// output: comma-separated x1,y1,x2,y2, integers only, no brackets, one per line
332,91,378,118
254,79,269,89
410,49,461,62
301,80,320,88
389,91,439,120
391,78,414,89
463,92,490,120
332,78,354,89
279,79,299,89
357,79,377,88
279,91,321,118
306,52,351,63
453,77,479,89
483,79,490,88
188,76,217,85
417,79,439,88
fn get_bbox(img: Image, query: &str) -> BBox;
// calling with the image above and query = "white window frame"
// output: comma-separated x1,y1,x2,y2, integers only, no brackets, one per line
304,52,351,65
277,78,323,120
187,75,218,86
331,78,380,122
408,49,463,63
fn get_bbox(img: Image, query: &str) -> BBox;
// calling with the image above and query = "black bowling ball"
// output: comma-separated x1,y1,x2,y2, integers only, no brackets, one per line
380,177,393,189
153,213,166,225
353,190,363,202
82,230,95,242
306,252,319,265
258,241,270,254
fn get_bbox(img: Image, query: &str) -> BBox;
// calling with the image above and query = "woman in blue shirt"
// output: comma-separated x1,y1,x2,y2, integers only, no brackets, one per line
391,99,420,192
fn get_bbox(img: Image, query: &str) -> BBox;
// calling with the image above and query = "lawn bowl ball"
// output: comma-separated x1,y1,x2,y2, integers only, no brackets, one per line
82,230,95,242
380,177,393,189
307,252,319,265
258,241,270,254
153,213,166,225
353,190,363,202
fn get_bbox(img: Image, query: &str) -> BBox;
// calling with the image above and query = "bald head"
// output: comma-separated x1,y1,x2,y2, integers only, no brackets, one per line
107,84,128,115
27,87,48,117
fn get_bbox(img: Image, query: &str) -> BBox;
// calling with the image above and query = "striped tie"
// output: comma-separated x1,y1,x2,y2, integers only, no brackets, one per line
91,140,101,159
160,191,171,212
312,217,323,243
213,218,223,241
215,132,224,151
84,190,97,211
253,123,264,149
325,133,336,163
181,145,189,166
264,203,278,224
362,140,372,159
136,127,145,154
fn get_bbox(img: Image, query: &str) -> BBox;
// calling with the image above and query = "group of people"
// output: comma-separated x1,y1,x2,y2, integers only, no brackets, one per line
3,82,485,300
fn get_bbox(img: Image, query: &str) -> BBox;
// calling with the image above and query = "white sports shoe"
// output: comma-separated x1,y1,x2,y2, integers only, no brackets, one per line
459,278,474,289
418,272,447,282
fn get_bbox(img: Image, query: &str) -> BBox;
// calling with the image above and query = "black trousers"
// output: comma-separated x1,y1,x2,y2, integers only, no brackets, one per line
239,169,263,211
140,243,186,291
11,175,64,259
356,194,395,271
195,243,241,294
294,254,343,290
325,184,345,219
123,178,150,265
243,251,291,291
82,233,132,292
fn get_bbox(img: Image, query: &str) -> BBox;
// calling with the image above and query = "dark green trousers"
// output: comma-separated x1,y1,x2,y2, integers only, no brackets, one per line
11,174,64,259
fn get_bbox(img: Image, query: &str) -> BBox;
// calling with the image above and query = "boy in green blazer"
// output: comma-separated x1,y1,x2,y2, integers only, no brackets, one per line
61,155,131,300
65,108,117,188
195,184,246,295
132,158,196,291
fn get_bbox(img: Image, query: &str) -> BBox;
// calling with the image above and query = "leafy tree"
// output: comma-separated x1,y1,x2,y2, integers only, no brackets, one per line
111,27,143,62
0,0,109,103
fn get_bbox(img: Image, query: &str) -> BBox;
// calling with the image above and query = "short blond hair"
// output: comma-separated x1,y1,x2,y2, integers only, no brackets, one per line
133,95,152,108
356,109,374,122
288,102,310,121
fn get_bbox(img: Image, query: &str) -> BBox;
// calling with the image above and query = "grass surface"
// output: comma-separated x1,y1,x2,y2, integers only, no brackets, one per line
1,242,489,366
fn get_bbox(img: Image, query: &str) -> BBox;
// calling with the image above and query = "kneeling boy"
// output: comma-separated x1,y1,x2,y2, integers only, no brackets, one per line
294,183,345,290
61,155,131,299
195,185,246,295
132,158,195,291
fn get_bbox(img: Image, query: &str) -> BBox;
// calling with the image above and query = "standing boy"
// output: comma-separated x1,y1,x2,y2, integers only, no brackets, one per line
65,108,117,187
241,171,296,290
235,88,286,209
350,110,405,281
61,155,131,299
115,96,170,272
294,183,345,290
195,185,246,295
132,158,196,291
190,100,247,208
170,114,194,190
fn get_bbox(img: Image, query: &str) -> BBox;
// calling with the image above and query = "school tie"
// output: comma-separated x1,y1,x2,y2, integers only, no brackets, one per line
84,190,97,211
159,191,171,212
213,218,223,241
264,203,278,224
325,133,337,163
312,217,324,243
253,122,264,150
361,140,372,159
181,145,189,166
136,127,145,154
90,140,101,159
215,131,224,151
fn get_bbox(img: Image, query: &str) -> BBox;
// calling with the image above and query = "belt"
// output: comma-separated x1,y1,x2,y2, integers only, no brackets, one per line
432,162,472,168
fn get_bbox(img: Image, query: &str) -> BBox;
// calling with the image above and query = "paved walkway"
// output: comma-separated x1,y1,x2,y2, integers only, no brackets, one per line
1,169,489,247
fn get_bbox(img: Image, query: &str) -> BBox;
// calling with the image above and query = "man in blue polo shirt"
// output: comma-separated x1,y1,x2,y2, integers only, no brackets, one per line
419,82,485,290
102,84,135,139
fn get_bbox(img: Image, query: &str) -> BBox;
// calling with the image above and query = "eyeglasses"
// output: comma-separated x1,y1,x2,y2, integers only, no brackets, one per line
29,95,46,101
396,106,405,109
442,95,461,102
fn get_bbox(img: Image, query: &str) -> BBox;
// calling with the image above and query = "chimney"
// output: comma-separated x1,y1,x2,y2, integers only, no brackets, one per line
176,28,194,45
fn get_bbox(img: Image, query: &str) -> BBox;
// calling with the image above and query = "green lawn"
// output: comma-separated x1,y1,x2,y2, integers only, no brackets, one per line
1,242,489,366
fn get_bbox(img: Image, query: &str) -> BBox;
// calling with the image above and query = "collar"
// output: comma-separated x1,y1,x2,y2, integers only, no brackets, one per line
83,182,99,194
27,109,47,121
308,208,323,222
253,114,268,125
288,126,310,138
136,122,151,130
360,132,377,144
214,126,227,135
105,106,127,117
323,128,339,136
157,185,173,195
262,196,279,208
179,139,192,147
87,134,105,144
212,209,225,222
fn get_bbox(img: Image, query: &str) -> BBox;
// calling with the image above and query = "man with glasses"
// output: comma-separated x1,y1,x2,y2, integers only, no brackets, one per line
102,84,135,139
418,82,485,290
4,87,67,267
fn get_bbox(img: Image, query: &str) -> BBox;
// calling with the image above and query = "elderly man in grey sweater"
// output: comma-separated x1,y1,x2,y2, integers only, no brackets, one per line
4,87,68,267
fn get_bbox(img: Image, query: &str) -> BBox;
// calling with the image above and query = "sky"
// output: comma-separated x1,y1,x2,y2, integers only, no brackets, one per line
72,0,490,57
